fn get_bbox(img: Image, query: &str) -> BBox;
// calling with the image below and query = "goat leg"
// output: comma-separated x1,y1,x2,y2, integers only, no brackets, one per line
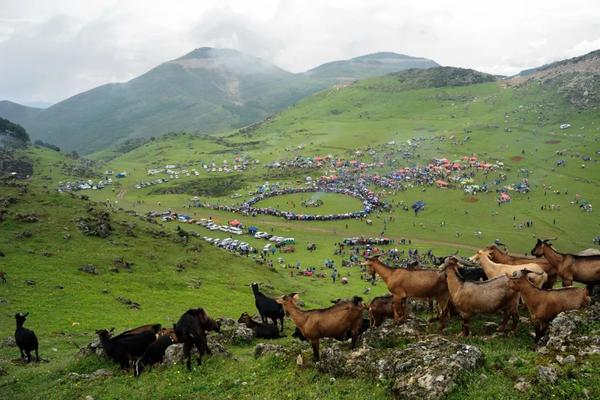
310,339,320,361
497,309,511,332
538,321,549,341
510,311,519,334
35,348,40,362
183,343,192,370
438,303,449,333
459,315,470,336
533,321,542,343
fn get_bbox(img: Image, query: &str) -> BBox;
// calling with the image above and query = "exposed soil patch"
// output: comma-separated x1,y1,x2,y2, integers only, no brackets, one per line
464,196,479,203
511,156,524,162
545,140,561,144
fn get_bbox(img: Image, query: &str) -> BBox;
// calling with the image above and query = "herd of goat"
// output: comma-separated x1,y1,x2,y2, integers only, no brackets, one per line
12,239,599,375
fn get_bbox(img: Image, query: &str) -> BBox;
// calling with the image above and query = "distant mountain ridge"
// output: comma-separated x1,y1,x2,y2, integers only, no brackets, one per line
306,52,438,81
0,48,438,153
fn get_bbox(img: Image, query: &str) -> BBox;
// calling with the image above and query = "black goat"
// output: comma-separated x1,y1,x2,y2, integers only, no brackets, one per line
174,308,220,371
251,282,284,332
15,312,39,362
238,312,280,339
134,335,174,377
111,323,162,341
456,266,488,282
96,329,156,369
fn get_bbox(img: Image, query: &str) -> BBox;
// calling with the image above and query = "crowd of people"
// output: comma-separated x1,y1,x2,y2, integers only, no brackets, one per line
196,185,383,221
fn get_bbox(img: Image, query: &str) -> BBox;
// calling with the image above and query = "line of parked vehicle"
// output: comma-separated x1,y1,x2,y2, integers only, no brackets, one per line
201,236,255,254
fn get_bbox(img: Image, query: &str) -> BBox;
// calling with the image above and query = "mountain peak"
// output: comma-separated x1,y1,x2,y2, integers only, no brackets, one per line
177,47,243,60
352,52,417,61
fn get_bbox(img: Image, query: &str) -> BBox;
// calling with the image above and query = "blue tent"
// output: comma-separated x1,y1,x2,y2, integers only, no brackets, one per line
248,226,259,235
411,200,426,214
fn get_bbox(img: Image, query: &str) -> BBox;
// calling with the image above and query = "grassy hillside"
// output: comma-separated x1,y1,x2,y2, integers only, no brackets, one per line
89,70,600,253
2,63,600,399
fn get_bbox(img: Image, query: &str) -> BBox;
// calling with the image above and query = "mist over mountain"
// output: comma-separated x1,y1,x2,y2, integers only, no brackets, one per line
0,48,438,153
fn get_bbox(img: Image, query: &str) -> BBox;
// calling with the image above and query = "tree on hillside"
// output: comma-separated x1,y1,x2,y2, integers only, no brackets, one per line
0,117,30,143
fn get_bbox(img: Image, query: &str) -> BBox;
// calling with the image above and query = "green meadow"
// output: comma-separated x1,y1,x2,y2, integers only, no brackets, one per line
1,75,599,399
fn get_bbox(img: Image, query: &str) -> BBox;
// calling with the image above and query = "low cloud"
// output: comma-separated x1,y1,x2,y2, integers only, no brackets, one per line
0,0,598,104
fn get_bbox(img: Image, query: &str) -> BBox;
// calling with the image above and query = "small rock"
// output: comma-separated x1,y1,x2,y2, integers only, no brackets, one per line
2,336,17,348
254,343,286,358
483,321,498,329
91,368,112,378
479,373,488,381
85,396,95,400
560,354,576,364
514,381,531,392
296,354,304,366
508,355,524,365
538,365,558,383
79,264,99,275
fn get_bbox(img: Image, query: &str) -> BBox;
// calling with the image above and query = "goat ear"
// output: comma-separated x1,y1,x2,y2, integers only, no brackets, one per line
24,312,29,317
292,293,300,301
109,327,115,333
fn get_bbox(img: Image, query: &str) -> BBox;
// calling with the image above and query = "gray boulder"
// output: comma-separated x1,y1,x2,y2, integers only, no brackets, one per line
537,365,558,383
216,319,255,345
360,318,426,348
540,301,600,356
254,343,287,359
163,337,231,365
318,336,485,400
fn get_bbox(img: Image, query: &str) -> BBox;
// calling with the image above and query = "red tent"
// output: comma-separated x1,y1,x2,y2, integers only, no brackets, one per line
435,180,449,188
229,219,242,227
499,193,511,203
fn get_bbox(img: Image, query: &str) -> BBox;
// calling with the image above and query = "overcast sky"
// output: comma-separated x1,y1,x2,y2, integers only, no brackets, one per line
1,0,599,105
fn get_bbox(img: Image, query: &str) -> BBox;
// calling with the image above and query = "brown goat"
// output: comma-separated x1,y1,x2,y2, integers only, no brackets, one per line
363,256,449,330
276,294,364,361
368,295,393,327
484,244,556,289
509,269,591,342
442,257,519,336
532,239,600,287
